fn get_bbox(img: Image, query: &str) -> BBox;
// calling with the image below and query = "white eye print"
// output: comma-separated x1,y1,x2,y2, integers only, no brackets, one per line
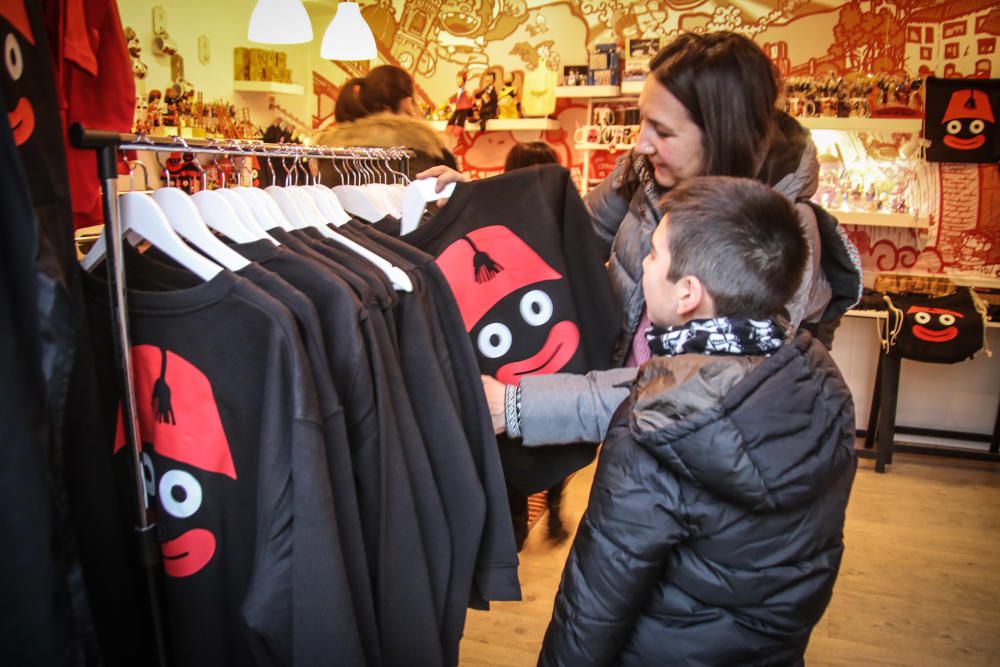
939,313,956,326
914,311,932,324
969,119,985,135
520,289,553,327
141,452,156,509
159,469,203,519
478,322,512,359
946,120,962,135
4,33,23,81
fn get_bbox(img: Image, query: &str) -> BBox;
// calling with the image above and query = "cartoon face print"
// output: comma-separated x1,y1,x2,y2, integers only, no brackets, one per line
115,345,235,578
940,89,994,152
436,225,581,385
906,305,962,343
1,0,36,146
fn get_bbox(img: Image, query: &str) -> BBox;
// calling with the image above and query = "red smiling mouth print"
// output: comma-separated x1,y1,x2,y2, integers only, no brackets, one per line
496,320,580,385
912,325,958,343
942,135,986,150
161,528,217,578
9,97,35,146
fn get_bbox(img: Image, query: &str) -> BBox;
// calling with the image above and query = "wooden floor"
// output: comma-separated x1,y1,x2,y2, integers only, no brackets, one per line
458,448,1000,666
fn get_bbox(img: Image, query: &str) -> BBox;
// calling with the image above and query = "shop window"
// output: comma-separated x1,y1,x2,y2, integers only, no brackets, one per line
907,26,922,44
943,21,967,39
976,15,987,32
943,63,956,77
944,42,959,59
975,59,992,77
920,47,932,60
925,27,934,43
979,38,996,55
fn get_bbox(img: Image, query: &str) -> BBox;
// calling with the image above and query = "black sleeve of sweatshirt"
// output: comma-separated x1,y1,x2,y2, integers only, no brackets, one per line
349,223,521,607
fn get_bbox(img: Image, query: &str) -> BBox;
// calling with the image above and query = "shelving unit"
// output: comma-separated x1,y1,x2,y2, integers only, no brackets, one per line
555,85,621,98
834,210,930,229
233,80,304,95
797,116,923,133
574,142,635,152
621,80,643,95
428,118,560,132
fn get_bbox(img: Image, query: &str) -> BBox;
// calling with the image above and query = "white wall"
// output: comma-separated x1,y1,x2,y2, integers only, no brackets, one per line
118,0,316,131
832,314,1000,450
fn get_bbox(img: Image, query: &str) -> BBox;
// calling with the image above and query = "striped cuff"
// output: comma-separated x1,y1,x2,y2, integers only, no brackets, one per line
504,384,522,439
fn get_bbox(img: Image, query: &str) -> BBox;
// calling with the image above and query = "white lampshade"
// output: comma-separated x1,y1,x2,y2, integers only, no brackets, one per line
248,0,313,44
320,2,377,61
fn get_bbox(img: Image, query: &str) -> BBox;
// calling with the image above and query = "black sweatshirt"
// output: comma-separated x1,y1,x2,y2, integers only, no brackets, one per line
346,221,522,609
78,269,363,666
401,165,621,494
122,242,379,666
265,227,444,666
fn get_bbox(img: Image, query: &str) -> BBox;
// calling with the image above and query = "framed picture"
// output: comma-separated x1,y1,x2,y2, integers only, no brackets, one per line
562,66,589,86
624,37,661,82
626,38,660,59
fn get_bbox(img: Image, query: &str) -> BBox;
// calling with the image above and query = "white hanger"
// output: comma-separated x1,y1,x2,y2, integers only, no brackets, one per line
151,188,251,272
80,192,223,281
266,185,311,229
214,188,279,244
244,186,294,231
400,177,457,235
190,190,263,244
306,186,352,226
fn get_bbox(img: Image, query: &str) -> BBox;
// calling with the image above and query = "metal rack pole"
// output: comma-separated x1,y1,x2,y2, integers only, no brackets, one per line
71,124,170,667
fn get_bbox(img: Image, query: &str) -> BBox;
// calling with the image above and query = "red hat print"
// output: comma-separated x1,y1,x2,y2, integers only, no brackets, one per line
436,225,562,331
907,305,962,343
940,89,994,151
0,0,35,44
114,345,235,479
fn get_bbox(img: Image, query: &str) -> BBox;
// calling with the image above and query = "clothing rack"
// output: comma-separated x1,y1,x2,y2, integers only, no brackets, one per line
68,123,414,667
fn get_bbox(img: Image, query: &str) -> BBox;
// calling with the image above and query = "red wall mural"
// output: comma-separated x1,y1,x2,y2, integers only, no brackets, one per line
314,0,1000,280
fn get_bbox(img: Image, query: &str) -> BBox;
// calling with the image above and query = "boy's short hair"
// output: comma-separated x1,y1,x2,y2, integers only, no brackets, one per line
660,176,807,319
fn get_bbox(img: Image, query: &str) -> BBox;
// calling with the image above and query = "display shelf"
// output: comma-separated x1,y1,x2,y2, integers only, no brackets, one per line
797,117,922,133
556,85,621,98
621,80,643,95
233,80,304,95
833,210,929,229
574,142,635,151
428,118,560,132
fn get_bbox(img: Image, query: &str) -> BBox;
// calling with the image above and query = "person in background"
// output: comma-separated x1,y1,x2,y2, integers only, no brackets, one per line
314,65,457,185
538,176,857,666
504,141,559,171
425,30,862,451
501,139,565,550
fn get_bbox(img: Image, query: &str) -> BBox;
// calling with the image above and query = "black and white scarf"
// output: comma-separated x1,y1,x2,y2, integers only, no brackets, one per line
646,317,785,357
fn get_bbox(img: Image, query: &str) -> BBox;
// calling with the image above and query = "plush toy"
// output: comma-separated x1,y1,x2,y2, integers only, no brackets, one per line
474,72,499,129
498,73,520,119
446,71,475,136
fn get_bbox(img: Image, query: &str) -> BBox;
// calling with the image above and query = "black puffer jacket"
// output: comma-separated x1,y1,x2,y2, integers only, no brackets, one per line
538,332,857,666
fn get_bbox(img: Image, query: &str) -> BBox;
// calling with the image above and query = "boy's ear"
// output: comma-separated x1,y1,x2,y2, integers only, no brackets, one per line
675,275,706,318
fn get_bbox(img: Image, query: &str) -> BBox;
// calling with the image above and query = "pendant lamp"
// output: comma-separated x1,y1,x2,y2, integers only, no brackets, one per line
248,0,313,44
320,2,377,61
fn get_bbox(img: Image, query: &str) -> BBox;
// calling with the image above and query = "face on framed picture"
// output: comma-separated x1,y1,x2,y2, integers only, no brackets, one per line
563,66,588,86
626,38,660,58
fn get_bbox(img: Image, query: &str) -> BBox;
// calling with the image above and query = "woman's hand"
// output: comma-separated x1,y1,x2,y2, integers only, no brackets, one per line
414,165,470,192
481,374,508,435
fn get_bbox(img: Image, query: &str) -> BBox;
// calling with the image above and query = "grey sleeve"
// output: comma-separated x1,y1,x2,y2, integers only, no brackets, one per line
518,367,639,446
786,202,831,329
584,159,631,251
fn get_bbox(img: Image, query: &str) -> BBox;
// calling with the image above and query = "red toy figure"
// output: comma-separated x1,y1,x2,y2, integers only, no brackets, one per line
446,71,474,136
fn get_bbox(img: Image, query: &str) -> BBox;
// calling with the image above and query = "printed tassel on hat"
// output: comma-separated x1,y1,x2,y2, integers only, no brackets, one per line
461,234,503,283
152,346,176,425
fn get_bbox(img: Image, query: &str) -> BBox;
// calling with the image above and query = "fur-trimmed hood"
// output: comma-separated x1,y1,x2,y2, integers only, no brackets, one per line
313,112,448,160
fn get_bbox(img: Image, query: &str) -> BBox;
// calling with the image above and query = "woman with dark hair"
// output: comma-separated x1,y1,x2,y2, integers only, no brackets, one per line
421,30,860,463
314,65,456,184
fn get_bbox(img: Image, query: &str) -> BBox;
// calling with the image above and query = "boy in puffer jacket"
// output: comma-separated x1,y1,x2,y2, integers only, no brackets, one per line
538,177,857,667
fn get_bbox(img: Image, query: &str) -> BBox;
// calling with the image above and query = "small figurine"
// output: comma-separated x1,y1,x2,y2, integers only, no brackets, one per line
446,71,475,137
498,73,520,119
474,71,499,130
